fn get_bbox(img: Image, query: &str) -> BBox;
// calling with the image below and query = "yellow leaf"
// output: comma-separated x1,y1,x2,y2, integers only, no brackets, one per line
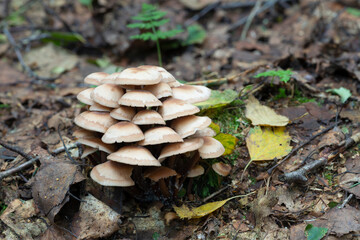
214,133,238,155
246,126,292,161
173,194,254,219
245,95,289,126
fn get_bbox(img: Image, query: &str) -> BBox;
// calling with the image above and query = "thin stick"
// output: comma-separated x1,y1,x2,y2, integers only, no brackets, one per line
0,157,39,180
0,139,32,160
240,0,262,40
203,185,229,202
57,124,76,164
52,142,81,155
185,2,221,26
338,193,353,209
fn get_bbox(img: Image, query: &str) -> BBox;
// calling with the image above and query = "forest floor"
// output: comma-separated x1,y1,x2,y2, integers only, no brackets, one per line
0,0,360,239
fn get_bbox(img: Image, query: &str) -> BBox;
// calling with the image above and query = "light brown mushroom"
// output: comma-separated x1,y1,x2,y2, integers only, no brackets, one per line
198,137,225,159
144,166,177,181
212,162,232,176
115,67,161,85
171,115,211,138
158,138,204,161
89,103,112,112
90,161,134,186
77,137,116,153
101,72,122,84
77,88,94,105
118,90,162,107
138,65,176,84
84,72,108,85
187,165,204,178
192,127,217,137
159,98,200,121
101,122,144,144
172,85,211,103
81,146,97,158
108,146,160,166
132,110,165,125
110,106,136,121
139,127,183,146
91,84,124,108
143,82,172,99
74,111,117,133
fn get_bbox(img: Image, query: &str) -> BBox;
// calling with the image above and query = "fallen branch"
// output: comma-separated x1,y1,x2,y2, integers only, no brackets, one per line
0,157,39,181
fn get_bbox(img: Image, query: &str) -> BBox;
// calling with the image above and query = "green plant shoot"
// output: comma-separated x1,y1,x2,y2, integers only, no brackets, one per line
254,69,293,83
127,3,183,66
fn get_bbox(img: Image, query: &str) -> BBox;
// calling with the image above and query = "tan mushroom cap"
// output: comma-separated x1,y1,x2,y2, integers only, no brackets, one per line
159,98,200,121
115,67,161,85
74,111,117,133
168,81,182,87
171,115,211,138
101,72,121,84
89,103,112,112
158,137,204,161
78,137,116,153
81,146,97,158
138,65,177,84
139,127,183,146
84,72,109,85
144,166,177,181
198,137,225,159
90,161,134,187
73,129,98,139
77,88,94,105
172,85,211,103
187,165,204,178
108,146,160,166
143,82,172,99
192,127,217,137
212,162,232,176
119,90,162,107
101,122,144,144
132,110,165,125
91,84,124,108
110,106,136,121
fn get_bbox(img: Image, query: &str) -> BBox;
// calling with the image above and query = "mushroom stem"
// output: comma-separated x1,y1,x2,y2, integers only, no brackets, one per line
158,179,170,198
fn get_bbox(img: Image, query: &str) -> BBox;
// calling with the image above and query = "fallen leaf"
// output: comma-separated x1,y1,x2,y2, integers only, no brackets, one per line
214,133,238,155
245,95,289,126
305,224,328,240
326,87,352,103
195,89,238,110
246,126,292,161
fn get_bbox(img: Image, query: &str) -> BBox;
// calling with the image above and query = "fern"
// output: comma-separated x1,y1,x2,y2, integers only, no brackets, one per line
127,3,183,66
254,69,293,83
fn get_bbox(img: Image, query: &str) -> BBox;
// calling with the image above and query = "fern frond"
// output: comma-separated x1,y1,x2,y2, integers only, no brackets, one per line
130,32,158,41
156,29,184,39
127,19,169,29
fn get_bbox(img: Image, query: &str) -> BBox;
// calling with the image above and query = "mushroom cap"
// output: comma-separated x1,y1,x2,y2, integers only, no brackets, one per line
77,88,94,105
138,65,177,84
187,165,204,178
119,90,162,107
212,162,232,176
171,115,211,138
168,81,182,87
73,129,98,139
90,161,134,187
91,84,124,108
144,166,177,181
108,146,160,166
81,146,97,158
158,138,204,161
143,82,172,99
78,137,116,153
84,72,108,85
198,137,225,159
110,106,136,121
172,85,211,103
115,67,161,85
89,103,112,112
132,110,165,125
159,98,200,121
74,111,117,133
101,122,144,144
192,127,217,137
139,127,183,146
101,72,122,84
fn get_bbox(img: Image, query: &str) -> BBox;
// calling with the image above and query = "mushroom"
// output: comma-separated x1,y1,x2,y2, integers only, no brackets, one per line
187,165,204,178
77,88,94,105
139,127,183,146
91,84,124,108
172,85,211,103
143,82,172,99
132,110,165,125
198,137,225,159
138,65,177,84
90,161,134,186
171,115,211,138
192,127,217,137
84,72,108,85
101,122,144,144
159,98,200,121
115,67,161,85
108,146,160,166
77,137,116,154
212,162,232,176
89,103,112,112
110,106,135,121
119,90,162,107
158,138,204,161
144,166,177,182
74,111,117,133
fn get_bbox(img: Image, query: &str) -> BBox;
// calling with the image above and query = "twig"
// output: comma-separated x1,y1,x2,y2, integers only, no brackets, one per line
338,193,353,209
203,185,229,202
240,0,262,40
2,24,57,81
0,157,39,180
52,142,82,155
267,122,339,174
0,139,32,160
185,2,221,26
57,124,77,164
40,0,73,32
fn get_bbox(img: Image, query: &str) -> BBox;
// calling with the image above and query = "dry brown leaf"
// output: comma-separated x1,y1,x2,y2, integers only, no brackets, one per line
245,95,289,126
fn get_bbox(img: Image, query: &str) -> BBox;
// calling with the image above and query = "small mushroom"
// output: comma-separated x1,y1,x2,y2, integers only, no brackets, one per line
138,65,176,84
192,127,217,137
139,127,183,146
212,162,232,176
144,166,177,182
84,72,109,85
108,146,160,166
172,85,211,103
74,111,117,133
81,146,97,158
77,88,94,105
143,82,172,99
101,122,144,144
119,90,162,107
90,161,134,186
159,98,200,121
77,137,116,154
116,67,161,85
187,165,204,178
89,103,112,112
91,84,124,108
158,138,204,161
198,137,225,159
110,106,135,121
132,110,165,125
171,115,211,138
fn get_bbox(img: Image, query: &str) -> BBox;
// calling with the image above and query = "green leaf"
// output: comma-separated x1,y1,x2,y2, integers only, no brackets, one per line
254,69,293,83
79,0,92,7
209,122,221,134
346,7,360,17
214,133,238,155
195,89,239,110
127,19,169,29
43,32,85,45
305,224,328,240
51,66,66,75
156,29,184,39
326,87,352,103
182,24,207,45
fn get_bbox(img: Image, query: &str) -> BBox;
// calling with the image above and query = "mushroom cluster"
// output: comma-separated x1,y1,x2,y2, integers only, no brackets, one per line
74,66,226,199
